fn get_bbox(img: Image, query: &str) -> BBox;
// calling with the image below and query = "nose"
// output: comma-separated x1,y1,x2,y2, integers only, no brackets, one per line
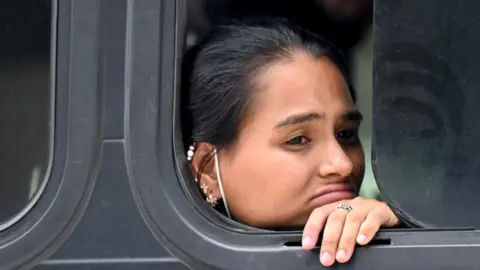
318,140,353,181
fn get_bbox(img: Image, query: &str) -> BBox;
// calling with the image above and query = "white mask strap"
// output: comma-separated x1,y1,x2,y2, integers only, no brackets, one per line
214,147,231,219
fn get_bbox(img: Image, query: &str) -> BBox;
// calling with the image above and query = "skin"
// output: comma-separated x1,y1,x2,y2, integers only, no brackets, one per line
191,52,399,267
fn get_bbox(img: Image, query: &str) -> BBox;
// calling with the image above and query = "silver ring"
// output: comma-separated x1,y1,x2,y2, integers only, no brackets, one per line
336,203,353,212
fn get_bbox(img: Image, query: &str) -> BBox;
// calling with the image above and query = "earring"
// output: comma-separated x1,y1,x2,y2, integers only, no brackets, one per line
206,193,218,207
200,183,208,194
187,143,195,162
200,183,218,207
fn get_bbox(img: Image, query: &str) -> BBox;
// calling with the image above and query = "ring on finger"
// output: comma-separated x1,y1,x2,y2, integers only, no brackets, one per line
336,203,354,212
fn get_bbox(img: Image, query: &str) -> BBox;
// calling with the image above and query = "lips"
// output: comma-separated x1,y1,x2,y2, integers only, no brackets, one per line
310,183,357,206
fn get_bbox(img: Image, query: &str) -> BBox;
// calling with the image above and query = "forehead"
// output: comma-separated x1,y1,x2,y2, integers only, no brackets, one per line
249,54,355,120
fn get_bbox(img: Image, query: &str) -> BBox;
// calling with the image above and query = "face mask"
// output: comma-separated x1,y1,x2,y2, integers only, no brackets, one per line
214,147,231,219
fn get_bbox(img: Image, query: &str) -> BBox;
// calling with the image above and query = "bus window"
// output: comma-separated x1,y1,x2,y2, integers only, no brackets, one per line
0,0,53,230
125,1,480,268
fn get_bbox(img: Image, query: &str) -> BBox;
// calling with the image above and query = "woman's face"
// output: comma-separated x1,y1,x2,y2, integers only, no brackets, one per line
198,53,365,228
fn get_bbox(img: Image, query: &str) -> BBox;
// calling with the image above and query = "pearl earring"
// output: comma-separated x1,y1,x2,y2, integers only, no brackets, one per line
187,143,195,161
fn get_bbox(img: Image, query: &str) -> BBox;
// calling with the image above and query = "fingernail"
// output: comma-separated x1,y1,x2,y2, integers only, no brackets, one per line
336,249,346,261
320,252,331,264
302,236,312,248
357,234,367,244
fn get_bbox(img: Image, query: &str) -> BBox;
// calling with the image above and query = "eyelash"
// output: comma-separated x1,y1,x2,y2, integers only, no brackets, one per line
284,129,359,149
336,129,359,144
285,135,311,147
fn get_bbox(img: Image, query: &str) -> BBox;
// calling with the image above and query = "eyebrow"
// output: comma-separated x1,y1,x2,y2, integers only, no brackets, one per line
275,113,324,128
274,110,363,129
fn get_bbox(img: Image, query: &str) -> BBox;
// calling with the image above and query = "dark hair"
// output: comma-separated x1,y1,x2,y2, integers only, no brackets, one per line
181,17,355,152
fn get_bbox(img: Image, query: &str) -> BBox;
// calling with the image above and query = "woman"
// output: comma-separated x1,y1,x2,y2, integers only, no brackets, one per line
181,18,400,267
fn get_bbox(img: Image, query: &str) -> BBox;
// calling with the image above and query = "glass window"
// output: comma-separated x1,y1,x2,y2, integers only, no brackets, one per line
0,0,53,229
372,0,480,228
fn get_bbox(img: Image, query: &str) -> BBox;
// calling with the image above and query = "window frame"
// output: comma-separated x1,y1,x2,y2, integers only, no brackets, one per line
0,0,103,269
126,0,480,269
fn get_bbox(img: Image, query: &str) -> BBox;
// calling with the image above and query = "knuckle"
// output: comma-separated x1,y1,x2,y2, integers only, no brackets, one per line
321,238,338,248
362,221,380,234
370,207,386,219
376,201,389,209
305,209,327,228
304,221,321,235
346,211,364,224
328,211,346,224
310,207,327,220
303,223,319,235
304,209,329,237
339,233,356,246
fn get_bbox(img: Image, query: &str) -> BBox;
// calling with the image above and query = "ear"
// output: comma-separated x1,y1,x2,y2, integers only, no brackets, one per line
190,142,221,199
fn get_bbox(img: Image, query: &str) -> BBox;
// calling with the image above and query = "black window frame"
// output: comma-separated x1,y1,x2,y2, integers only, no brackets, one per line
125,0,480,269
0,0,103,269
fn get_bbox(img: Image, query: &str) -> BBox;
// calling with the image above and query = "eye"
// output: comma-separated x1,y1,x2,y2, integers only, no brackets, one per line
336,129,359,144
285,135,311,146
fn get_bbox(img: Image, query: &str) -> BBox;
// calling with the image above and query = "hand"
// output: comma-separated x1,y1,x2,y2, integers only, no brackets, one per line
301,197,400,267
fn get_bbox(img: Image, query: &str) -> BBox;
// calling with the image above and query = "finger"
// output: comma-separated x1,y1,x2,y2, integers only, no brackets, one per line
302,204,336,250
320,209,348,267
357,204,392,245
336,209,368,263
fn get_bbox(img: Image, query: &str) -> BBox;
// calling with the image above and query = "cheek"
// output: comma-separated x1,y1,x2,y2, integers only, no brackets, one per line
347,145,365,188
219,149,310,227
